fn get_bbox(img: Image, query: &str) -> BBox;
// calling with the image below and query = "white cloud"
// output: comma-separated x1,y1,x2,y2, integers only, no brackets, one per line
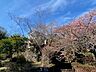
20,0,68,17
50,0,67,11
56,15,74,24
36,0,68,11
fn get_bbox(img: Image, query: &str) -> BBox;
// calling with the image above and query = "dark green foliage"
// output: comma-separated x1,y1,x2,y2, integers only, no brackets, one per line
0,27,7,40
0,34,26,58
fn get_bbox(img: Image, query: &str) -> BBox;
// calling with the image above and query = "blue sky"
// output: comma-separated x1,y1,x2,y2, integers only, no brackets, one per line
0,0,96,34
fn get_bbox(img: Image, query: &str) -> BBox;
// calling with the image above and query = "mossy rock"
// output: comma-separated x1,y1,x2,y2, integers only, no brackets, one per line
0,54,7,60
